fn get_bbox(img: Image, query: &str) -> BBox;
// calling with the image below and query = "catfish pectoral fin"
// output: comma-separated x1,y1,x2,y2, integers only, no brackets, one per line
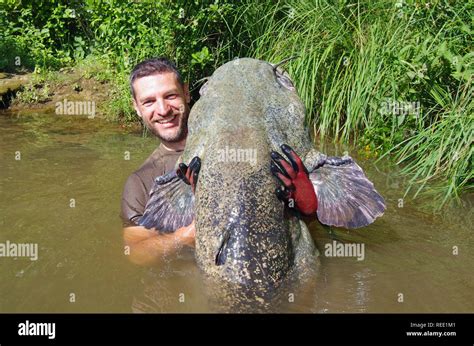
309,156,386,229
139,170,195,232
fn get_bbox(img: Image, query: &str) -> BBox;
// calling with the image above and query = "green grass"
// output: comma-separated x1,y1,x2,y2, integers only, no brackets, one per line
2,0,472,207
220,0,473,206
383,81,473,206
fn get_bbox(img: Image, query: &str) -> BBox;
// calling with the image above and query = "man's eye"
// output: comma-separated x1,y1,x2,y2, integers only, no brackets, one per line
167,94,177,100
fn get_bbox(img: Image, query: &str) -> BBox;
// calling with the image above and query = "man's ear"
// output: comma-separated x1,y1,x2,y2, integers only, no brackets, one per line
132,97,143,119
184,82,191,104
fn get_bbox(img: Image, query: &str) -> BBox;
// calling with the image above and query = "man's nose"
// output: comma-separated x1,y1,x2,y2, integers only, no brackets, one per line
155,99,171,117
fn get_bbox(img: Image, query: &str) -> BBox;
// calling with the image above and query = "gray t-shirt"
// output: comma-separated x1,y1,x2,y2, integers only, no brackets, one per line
121,143,182,227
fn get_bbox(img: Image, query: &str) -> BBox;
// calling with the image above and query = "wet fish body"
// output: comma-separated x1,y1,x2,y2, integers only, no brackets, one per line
140,58,385,310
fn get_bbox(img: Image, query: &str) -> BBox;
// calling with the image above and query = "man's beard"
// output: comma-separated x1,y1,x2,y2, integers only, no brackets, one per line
147,109,189,143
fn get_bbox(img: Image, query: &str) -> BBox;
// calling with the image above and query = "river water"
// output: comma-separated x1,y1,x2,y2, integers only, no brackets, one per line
0,112,472,312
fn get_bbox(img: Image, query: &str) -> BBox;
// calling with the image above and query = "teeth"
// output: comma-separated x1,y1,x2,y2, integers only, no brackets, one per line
157,118,174,124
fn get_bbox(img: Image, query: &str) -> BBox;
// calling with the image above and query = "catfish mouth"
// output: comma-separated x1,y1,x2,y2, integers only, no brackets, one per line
209,215,294,289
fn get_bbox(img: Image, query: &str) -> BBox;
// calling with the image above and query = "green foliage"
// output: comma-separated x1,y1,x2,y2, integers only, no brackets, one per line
1,0,472,205
224,0,472,204
14,74,52,104
0,0,92,70
86,0,235,121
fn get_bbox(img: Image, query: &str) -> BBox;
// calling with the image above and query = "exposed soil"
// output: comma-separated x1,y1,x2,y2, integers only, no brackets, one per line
0,67,141,132
0,72,31,108
6,67,110,115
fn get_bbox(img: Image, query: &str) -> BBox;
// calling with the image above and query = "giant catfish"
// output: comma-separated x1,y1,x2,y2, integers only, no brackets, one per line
139,58,385,311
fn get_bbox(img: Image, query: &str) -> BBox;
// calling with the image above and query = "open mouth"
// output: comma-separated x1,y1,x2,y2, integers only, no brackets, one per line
155,115,178,124
154,114,180,129
157,118,173,124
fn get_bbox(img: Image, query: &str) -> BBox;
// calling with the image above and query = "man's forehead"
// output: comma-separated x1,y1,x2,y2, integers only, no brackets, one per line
134,72,183,97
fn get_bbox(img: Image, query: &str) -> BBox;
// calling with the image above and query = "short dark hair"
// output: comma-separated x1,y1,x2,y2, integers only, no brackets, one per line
129,57,184,99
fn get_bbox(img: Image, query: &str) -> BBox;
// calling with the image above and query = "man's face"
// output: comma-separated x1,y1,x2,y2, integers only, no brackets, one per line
132,72,190,143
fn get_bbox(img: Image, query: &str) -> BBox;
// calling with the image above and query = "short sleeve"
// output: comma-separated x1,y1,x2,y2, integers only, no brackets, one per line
120,173,148,228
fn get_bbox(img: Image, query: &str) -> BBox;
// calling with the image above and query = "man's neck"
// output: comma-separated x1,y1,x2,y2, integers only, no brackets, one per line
161,139,186,152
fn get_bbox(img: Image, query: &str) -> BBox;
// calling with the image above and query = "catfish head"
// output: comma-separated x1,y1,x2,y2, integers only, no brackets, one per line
139,58,385,308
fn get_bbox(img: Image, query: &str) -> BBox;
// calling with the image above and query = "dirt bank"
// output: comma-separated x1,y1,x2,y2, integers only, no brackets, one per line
0,65,141,132
0,72,31,108
4,66,110,116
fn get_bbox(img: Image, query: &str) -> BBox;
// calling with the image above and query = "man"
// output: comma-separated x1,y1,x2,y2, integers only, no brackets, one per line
121,58,195,266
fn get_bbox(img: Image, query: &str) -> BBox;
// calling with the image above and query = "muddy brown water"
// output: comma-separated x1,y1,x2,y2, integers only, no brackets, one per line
0,112,472,312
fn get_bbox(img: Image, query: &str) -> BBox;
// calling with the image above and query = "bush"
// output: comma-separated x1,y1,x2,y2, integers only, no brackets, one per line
1,0,471,205
225,0,473,205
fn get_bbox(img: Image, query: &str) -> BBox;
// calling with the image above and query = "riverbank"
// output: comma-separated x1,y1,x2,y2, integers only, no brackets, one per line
0,58,141,131
1,57,471,209
5,60,109,114
1,0,471,206
1,111,473,312
0,72,30,108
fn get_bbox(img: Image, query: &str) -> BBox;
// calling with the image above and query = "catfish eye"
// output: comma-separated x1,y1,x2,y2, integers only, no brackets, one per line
199,81,209,96
275,69,295,91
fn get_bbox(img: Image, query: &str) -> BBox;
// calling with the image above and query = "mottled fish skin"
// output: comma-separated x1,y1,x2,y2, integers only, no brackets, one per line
179,58,319,306
138,57,384,311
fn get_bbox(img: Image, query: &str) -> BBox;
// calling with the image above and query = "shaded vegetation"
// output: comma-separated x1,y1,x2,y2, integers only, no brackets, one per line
0,0,472,206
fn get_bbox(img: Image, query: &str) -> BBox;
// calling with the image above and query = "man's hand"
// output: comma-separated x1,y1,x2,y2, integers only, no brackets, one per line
270,144,318,216
177,156,201,193
174,220,196,248
123,220,196,266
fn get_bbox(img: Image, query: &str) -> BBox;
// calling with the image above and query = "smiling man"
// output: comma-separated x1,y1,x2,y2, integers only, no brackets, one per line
121,58,195,266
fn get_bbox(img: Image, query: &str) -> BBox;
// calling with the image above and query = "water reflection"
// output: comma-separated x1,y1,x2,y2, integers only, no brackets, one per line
131,249,209,313
0,112,473,313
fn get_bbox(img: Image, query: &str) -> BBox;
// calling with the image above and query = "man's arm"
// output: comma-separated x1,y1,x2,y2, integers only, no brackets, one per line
123,221,195,266
121,171,196,266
